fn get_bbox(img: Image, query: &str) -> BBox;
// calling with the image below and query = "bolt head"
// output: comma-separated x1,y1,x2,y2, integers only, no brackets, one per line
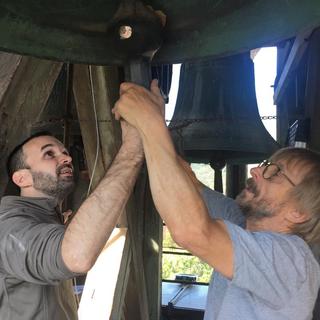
119,25,133,39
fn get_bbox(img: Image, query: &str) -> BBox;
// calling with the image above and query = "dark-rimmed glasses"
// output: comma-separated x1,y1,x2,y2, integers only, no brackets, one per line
258,160,296,186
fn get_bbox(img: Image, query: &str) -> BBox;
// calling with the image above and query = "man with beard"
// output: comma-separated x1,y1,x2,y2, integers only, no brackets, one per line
0,119,144,319
113,81,320,319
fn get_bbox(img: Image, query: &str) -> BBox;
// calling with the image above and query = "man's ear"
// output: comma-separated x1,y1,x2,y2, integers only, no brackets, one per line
12,169,33,188
286,209,309,224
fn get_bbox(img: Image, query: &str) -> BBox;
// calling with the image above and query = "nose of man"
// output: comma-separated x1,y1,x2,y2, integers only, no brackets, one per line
59,153,72,165
250,166,260,179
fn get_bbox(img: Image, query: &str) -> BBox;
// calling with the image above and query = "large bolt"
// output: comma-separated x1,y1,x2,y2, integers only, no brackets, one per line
119,25,133,39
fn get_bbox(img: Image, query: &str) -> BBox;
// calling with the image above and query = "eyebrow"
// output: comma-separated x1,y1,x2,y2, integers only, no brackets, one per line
275,162,288,173
40,143,68,154
40,144,54,151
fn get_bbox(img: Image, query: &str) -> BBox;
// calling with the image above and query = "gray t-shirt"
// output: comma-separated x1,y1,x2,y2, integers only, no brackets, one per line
201,186,320,320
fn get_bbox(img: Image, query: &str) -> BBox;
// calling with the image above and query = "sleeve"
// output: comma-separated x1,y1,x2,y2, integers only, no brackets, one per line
0,213,80,285
201,185,246,227
224,221,320,308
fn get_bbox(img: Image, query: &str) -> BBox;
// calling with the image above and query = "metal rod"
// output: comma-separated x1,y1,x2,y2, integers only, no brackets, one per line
124,58,151,88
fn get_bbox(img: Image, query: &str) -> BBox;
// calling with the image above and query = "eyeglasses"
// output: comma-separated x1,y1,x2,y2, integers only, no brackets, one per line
258,160,296,186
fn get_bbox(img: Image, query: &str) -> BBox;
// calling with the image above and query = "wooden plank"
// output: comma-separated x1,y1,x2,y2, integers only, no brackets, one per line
110,233,132,320
113,168,153,320
0,52,22,102
122,258,142,320
73,65,105,189
78,228,128,319
0,55,63,196
73,65,122,188
143,180,162,320
113,169,157,320
274,28,314,104
110,176,152,320
88,66,122,170
304,29,320,152
125,185,150,320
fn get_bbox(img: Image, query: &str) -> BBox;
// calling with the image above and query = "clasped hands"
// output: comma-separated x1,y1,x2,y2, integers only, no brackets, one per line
112,79,165,134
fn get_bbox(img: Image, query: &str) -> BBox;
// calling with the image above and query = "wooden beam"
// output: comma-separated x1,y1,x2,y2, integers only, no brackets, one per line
304,29,320,152
73,65,122,187
74,64,151,320
73,65,106,189
143,182,162,320
0,54,63,196
89,66,122,170
0,52,22,101
122,259,142,320
274,28,314,105
74,64,130,319
110,233,132,320
126,181,150,320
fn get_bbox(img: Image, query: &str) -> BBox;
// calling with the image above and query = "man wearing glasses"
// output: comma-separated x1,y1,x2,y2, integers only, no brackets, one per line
113,80,320,320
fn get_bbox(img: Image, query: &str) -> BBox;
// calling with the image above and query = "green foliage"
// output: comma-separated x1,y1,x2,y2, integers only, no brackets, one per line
162,253,213,283
162,163,220,284
163,227,176,249
162,227,212,283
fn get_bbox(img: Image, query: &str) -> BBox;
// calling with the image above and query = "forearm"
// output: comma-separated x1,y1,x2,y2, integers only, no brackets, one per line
139,118,210,246
177,156,207,193
61,144,143,273
138,119,233,276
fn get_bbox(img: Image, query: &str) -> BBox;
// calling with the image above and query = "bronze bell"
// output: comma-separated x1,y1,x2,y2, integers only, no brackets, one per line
170,52,279,165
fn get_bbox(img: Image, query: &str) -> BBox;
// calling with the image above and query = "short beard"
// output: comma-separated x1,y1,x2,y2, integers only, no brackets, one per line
237,195,276,221
236,178,275,221
31,167,74,201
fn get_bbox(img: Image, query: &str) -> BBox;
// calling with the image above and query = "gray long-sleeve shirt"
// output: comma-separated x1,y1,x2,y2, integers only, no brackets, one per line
0,196,79,320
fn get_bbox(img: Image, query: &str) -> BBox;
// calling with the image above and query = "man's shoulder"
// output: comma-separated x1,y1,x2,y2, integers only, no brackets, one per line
252,230,310,250
0,196,32,217
231,223,309,248
0,196,60,229
227,222,318,265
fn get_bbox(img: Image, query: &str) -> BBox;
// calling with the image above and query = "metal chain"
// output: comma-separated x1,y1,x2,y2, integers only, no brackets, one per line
167,115,277,130
32,115,277,130
260,115,277,120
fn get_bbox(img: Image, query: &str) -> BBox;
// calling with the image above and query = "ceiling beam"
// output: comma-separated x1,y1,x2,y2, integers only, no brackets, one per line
274,28,314,105
0,54,62,196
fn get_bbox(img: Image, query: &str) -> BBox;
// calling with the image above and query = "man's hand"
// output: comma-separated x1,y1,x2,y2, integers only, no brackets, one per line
112,79,165,132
